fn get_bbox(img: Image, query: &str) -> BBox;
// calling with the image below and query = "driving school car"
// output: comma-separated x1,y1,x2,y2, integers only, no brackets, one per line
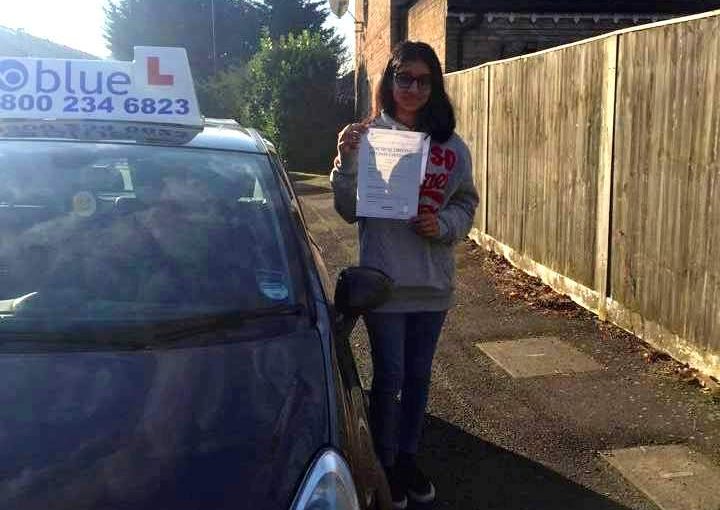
0,48,391,510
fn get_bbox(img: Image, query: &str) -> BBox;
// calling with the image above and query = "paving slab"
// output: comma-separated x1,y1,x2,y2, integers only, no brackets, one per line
602,445,720,510
476,337,603,378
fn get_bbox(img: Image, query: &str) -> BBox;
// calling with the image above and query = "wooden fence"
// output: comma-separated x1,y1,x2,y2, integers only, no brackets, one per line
446,10,720,378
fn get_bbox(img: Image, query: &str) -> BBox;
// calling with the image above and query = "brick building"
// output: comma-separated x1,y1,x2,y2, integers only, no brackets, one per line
354,0,720,115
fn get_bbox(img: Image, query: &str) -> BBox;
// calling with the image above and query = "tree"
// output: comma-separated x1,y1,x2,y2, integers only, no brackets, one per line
104,0,266,80
263,0,345,61
263,0,326,39
196,64,250,118
105,0,352,170
238,31,351,171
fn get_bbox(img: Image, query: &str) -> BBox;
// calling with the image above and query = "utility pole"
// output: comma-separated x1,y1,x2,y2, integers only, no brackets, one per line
210,0,218,75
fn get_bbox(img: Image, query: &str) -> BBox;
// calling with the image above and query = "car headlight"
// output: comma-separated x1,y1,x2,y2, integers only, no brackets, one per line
291,449,360,510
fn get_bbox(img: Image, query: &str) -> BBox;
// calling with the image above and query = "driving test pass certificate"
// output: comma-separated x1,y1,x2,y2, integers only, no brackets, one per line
356,128,430,220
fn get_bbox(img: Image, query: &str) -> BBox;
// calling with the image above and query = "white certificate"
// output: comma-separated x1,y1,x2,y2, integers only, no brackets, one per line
356,128,431,220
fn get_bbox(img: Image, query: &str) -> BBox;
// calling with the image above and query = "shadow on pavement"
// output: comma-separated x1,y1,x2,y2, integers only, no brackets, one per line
416,415,630,510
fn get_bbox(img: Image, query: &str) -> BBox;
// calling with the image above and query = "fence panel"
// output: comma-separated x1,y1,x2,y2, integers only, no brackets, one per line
611,15,720,362
486,40,614,288
446,67,489,233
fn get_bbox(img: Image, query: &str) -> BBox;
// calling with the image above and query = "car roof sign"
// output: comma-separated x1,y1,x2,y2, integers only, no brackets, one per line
0,119,203,145
0,47,202,127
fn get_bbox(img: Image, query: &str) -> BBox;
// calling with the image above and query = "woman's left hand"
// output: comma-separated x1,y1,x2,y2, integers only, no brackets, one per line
410,212,440,239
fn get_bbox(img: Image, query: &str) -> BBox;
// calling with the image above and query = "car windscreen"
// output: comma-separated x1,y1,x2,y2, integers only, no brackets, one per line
0,140,306,335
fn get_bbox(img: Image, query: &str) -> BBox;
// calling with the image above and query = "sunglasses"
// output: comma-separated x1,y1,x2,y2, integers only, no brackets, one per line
393,72,432,90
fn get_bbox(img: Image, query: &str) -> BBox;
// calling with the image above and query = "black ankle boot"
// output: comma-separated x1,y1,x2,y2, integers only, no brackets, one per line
396,453,436,504
384,464,408,509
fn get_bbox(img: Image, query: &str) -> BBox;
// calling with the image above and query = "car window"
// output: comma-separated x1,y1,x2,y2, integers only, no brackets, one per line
0,140,305,329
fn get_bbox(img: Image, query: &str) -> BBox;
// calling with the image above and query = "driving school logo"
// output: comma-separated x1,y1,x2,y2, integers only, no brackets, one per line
0,60,29,92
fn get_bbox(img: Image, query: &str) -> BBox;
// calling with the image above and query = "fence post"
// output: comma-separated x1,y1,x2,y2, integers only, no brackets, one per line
481,65,491,235
594,35,619,321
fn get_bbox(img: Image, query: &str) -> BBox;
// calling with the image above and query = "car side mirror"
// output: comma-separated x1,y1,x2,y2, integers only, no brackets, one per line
334,266,393,318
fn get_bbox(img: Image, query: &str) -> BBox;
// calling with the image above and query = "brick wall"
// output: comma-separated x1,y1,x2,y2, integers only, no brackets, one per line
355,0,395,117
446,13,675,70
355,0,452,115
407,0,448,70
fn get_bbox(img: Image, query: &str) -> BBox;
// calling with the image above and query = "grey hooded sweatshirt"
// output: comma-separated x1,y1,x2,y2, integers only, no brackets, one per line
330,112,479,312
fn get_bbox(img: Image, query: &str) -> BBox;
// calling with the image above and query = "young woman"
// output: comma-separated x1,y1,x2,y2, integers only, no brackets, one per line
331,41,479,509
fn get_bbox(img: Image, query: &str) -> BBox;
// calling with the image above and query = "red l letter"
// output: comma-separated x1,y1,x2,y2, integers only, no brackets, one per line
147,57,174,86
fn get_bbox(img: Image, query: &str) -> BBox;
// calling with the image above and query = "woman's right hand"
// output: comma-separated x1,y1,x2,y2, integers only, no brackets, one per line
337,122,369,157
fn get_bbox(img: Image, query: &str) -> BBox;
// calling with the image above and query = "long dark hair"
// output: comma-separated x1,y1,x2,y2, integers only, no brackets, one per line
372,41,456,143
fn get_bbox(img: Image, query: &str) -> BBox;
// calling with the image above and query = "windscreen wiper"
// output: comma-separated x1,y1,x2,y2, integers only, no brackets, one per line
0,304,305,348
135,303,306,343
